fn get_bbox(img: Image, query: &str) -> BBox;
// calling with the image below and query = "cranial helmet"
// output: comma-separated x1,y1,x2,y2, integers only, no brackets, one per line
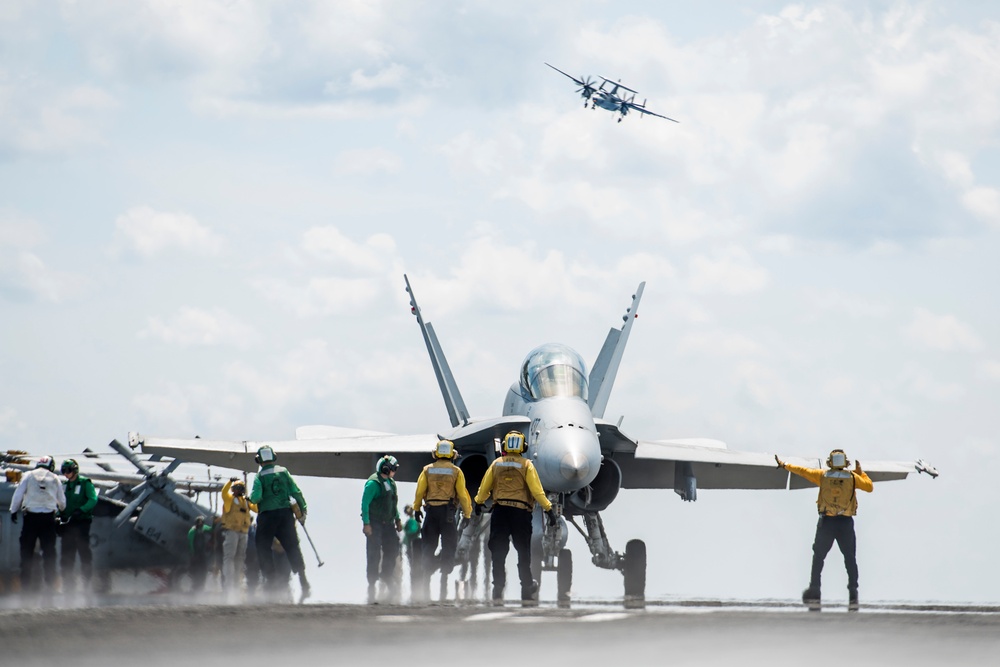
502,431,526,455
377,454,399,476
434,440,455,459
827,449,849,470
255,446,277,465
35,456,55,472
60,459,79,475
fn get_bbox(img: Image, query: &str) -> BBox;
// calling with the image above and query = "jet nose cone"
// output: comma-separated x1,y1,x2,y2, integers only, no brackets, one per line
560,450,591,482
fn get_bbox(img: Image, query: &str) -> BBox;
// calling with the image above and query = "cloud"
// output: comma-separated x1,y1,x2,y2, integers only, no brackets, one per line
677,330,765,357
902,308,983,351
0,75,118,157
139,307,259,348
0,405,25,436
687,246,768,295
300,226,397,272
333,148,403,176
112,206,224,258
900,364,966,401
253,275,384,318
0,215,82,302
979,360,1000,381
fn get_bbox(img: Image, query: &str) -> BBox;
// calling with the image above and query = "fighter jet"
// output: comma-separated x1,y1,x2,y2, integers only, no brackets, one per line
132,277,935,605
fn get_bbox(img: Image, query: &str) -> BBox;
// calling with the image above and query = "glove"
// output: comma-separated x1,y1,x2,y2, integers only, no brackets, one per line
363,524,372,536
229,476,238,483
474,503,484,516
774,455,786,469
394,517,403,532
855,460,862,473
414,510,423,523
459,518,470,532
10,512,17,524
546,509,558,526
298,511,307,526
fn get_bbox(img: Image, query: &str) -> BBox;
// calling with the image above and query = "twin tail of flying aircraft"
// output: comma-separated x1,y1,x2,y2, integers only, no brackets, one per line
133,276,937,605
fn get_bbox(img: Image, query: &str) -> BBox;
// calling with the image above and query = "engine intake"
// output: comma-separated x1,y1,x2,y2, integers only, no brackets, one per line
567,457,621,513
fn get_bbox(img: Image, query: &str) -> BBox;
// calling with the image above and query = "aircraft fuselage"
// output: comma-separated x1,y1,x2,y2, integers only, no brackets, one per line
503,389,602,494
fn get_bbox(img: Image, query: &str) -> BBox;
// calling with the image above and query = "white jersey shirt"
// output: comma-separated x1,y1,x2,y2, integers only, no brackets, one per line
10,467,67,514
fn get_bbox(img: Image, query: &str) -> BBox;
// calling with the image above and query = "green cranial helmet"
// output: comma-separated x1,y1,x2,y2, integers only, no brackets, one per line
255,446,277,465
60,459,79,474
376,455,399,476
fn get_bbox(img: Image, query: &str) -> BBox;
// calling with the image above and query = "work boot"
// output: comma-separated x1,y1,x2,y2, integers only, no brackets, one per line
367,583,377,605
848,589,859,612
521,579,539,607
802,587,821,611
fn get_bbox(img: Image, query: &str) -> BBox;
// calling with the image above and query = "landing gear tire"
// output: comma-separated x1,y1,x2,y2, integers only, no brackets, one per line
557,548,573,607
623,539,646,609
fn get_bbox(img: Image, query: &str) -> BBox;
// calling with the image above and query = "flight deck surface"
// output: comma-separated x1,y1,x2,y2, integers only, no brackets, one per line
2,598,998,666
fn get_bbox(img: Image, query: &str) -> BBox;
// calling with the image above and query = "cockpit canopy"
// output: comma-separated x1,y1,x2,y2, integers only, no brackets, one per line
520,343,589,401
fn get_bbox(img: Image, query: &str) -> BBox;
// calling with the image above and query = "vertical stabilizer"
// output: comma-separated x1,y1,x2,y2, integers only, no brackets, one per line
588,282,645,418
404,275,470,427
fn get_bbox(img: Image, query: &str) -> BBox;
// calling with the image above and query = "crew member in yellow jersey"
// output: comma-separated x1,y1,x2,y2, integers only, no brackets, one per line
220,477,257,592
413,439,473,602
474,430,556,606
775,449,873,611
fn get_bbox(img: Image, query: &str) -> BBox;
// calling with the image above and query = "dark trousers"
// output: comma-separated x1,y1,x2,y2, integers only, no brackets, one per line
809,515,859,593
487,505,533,598
19,511,58,591
405,537,423,590
255,508,305,588
190,555,208,591
421,504,458,576
366,521,400,587
59,519,93,587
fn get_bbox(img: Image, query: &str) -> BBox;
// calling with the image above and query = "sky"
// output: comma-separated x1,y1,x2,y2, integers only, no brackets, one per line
1,0,999,605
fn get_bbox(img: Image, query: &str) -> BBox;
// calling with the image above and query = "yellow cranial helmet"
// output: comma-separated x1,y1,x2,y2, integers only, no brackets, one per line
434,440,455,459
503,431,526,454
827,449,849,469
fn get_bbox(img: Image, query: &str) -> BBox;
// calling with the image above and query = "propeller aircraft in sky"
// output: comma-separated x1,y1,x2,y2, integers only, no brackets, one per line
545,62,680,123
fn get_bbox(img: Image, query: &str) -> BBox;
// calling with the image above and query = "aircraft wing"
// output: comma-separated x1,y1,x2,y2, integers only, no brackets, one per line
629,103,680,123
545,62,587,87
133,416,531,484
595,421,933,500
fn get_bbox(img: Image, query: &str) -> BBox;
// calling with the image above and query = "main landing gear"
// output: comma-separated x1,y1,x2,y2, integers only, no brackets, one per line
535,500,647,609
